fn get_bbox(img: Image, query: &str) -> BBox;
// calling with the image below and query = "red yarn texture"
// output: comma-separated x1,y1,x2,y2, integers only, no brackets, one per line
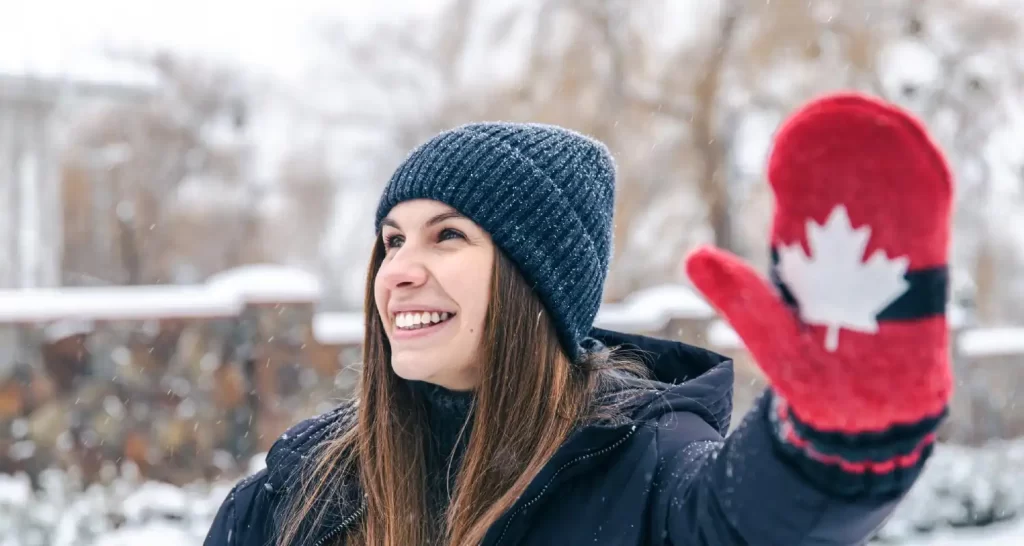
685,93,954,433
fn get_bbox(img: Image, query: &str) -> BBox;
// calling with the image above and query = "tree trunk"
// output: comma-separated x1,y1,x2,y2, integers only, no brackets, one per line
692,4,741,251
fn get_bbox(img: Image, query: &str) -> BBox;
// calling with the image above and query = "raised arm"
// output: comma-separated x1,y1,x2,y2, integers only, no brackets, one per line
658,92,953,545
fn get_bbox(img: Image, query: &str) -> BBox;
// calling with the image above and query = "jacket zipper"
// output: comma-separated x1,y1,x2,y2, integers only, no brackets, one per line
311,501,367,546
492,424,638,546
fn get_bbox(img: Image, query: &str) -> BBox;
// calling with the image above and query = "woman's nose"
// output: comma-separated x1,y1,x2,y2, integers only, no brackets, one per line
378,249,429,289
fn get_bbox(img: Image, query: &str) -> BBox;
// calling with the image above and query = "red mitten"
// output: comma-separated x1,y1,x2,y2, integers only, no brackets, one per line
685,94,952,477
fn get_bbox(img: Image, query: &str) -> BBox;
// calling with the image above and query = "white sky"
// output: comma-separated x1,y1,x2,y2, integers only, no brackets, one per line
0,0,451,83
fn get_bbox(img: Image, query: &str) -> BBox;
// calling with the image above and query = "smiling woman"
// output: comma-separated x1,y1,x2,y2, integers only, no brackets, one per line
206,103,956,546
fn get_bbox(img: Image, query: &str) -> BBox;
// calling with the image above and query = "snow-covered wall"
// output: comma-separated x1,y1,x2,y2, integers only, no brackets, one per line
0,279,1016,359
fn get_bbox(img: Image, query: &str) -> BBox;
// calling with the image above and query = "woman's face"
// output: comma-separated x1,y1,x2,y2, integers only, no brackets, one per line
374,199,494,391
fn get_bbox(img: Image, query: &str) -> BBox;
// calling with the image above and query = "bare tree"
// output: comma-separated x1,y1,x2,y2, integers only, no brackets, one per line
690,0,742,252
305,0,746,301
276,0,1024,317
60,55,266,285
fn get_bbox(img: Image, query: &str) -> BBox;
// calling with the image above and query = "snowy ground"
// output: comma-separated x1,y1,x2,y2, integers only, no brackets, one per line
895,520,1024,546
0,408,1020,545
2,439,1024,545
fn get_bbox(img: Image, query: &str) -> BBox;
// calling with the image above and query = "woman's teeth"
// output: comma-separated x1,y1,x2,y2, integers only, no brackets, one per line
395,311,452,330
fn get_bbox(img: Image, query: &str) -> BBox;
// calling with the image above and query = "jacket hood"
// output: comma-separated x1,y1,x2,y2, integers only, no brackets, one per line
587,328,735,436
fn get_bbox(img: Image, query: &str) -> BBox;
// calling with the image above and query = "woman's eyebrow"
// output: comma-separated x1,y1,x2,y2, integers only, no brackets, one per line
381,210,465,230
425,210,466,227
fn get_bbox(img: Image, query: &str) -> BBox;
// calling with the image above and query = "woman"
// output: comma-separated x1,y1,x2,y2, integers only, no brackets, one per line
205,93,953,545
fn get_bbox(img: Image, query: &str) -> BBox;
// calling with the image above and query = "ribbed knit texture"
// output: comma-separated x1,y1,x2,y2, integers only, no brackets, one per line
765,391,941,499
409,380,475,539
375,122,617,362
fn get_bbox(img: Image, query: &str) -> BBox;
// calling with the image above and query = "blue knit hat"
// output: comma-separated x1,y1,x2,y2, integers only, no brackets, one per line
374,122,616,362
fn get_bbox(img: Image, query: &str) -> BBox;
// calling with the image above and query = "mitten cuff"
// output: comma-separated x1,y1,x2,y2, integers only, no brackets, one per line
766,390,945,499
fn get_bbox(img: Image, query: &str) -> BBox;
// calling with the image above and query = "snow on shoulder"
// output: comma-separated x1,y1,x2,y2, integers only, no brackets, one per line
205,264,323,304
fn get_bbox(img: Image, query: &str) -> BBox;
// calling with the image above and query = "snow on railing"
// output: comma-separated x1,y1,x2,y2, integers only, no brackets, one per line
593,283,715,332
308,284,1022,358
700,315,1024,358
0,264,321,324
204,263,322,304
706,320,744,350
0,285,239,323
312,283,718,346
590,287,1010,357
0,278,1020,358
312,312,365,345
959,327,1024,358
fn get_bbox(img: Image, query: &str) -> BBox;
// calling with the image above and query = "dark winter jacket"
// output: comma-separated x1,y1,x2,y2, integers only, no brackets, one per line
204,329,921,546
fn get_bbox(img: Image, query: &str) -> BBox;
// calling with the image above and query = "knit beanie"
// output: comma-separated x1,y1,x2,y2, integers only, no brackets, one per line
374,122,616,362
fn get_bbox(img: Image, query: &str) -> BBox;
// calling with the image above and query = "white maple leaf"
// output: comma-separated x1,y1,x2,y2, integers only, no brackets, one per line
777,205,910,352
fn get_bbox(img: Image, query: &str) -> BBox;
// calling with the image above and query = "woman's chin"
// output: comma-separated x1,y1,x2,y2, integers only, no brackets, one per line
390,356,440,383
391,357,475,390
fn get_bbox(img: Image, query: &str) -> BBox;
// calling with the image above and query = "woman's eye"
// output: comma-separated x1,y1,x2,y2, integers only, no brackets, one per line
383,234,404,250
438,228,466,242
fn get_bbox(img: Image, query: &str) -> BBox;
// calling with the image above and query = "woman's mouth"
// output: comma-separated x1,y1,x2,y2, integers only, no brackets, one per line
393,311,455,331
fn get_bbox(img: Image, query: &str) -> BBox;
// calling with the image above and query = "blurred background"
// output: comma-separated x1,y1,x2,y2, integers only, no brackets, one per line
2,0,1024,544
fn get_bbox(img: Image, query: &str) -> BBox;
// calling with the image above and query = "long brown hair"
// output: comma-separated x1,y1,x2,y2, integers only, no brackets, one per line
278,239,647,546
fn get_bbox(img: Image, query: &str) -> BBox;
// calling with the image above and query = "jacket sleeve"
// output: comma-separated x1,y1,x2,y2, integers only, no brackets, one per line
203,469,269,546
652,391,929,546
